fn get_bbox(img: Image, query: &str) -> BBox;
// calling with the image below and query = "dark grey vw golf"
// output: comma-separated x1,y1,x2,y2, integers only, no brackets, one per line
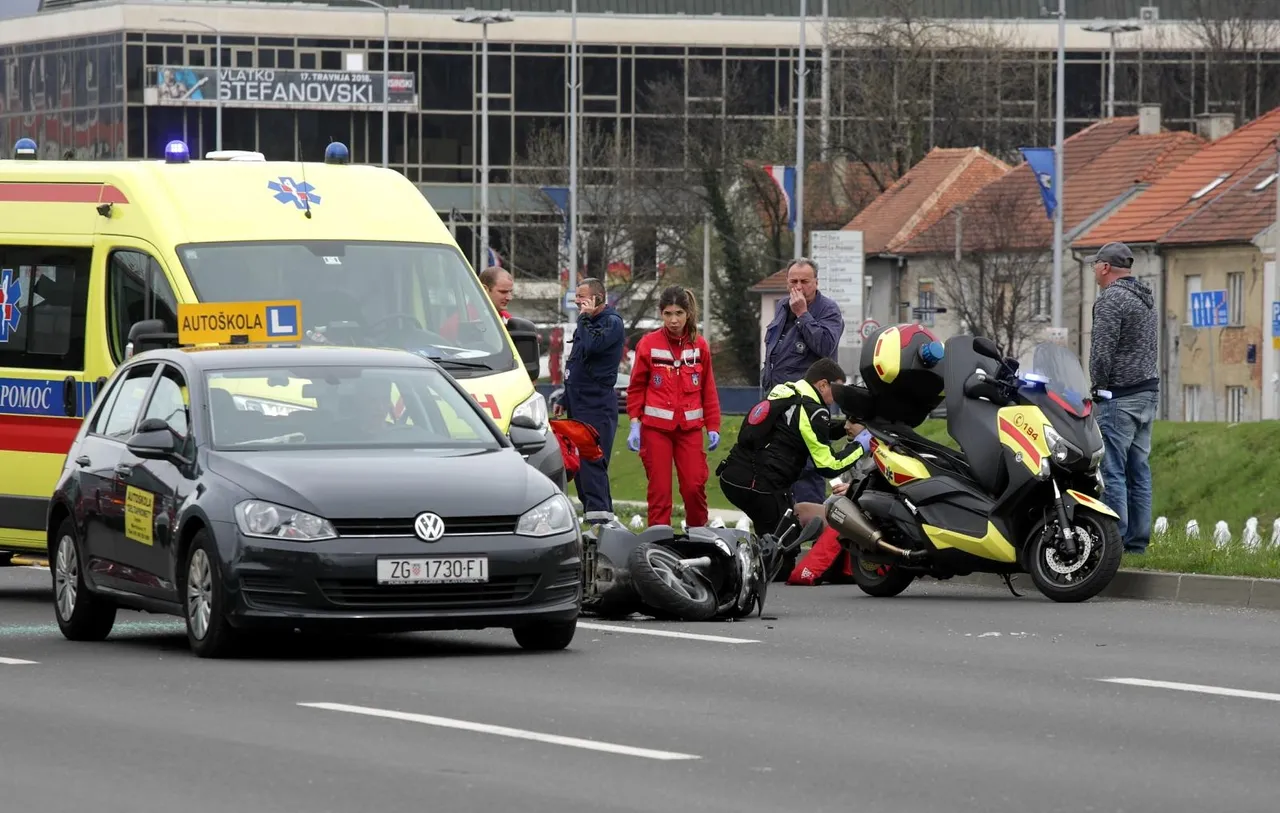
47,345,581,658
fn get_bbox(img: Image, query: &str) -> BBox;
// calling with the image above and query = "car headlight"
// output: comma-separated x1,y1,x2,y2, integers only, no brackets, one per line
516,494,575,537
1042,424,1083,465
234,499,337,541
513,391,548,432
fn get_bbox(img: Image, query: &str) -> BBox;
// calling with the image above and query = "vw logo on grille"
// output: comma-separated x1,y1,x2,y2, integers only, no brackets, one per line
413,512,445,542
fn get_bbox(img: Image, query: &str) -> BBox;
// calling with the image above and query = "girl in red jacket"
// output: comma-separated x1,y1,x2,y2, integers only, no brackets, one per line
625,286,721,528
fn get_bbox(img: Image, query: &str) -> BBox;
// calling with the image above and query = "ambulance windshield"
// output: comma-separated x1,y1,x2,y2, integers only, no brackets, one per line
177,240,513,376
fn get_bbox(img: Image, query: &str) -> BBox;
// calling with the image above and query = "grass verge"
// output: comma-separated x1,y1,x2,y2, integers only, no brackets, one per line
604,416,1280,579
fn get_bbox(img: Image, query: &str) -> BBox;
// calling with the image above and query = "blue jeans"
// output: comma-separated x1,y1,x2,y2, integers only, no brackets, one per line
1096,390,1158,553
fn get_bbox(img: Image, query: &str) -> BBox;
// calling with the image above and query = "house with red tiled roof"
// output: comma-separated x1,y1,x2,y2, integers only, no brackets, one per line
748,147,1008,367
895,108,1205,360
1075,107,1280,422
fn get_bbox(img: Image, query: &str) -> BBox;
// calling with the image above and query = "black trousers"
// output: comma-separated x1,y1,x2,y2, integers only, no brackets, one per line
719,477,792,539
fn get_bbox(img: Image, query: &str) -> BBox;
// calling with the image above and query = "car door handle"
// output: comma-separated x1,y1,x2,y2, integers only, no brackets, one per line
114,463,133,477
75,455,91,467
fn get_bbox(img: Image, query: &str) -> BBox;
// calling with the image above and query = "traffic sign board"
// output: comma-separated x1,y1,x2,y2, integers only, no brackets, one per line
1190,290,1228,328
177,300,303,345
1272,300,1279,349
859,318,881,340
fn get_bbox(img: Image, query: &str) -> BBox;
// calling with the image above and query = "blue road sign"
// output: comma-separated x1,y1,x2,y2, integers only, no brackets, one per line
1272,301,1280,337
1190,290,1228,328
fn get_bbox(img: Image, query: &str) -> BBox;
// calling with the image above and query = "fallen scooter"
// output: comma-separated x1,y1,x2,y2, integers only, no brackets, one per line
581,511,824,621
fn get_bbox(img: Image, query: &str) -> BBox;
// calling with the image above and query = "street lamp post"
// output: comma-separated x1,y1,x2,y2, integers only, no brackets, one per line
161,18,221,151
1083,21,1143,119
1050,0,1065,331
794,0,807,260
455,12,514,266
348,0,390,168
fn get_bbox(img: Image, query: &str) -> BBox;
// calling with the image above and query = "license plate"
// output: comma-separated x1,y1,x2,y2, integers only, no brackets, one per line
377,557,489,585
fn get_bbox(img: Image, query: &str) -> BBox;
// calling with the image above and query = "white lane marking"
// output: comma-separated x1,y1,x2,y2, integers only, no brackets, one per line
0,657,38,665
22,565,48,571
299,702,700,761
578,621,760,644
1100,678,1280,703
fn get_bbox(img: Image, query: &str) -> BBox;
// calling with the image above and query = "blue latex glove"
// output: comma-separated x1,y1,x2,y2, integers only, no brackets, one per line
627,421,641,452
854,429,873,454
707,430,721,451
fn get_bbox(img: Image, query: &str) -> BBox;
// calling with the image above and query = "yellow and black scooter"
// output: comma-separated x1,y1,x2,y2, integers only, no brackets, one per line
825,325,1123,603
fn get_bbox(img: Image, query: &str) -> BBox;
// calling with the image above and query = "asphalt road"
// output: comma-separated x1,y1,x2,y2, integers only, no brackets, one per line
2,564,1279,813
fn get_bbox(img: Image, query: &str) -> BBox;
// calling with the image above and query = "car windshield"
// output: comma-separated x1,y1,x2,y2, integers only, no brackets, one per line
204,365,503,451
1022,342,1091,413
177,241,513,376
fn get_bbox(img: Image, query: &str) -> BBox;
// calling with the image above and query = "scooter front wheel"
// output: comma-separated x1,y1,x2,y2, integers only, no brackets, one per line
1026,508,1122,603
851,554,916,597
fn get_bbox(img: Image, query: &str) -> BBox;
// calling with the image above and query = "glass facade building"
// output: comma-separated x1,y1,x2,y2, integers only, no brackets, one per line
8,1,1280,277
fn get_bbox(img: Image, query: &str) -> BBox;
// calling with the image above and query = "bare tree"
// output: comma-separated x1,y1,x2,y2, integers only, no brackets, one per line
1142,2,1280,123
828,0,1045,187
510,120,698,327
916,182,1066,357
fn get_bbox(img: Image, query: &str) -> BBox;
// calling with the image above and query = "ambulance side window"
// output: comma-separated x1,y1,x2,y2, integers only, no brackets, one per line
107,250,180,363
0,245,92,371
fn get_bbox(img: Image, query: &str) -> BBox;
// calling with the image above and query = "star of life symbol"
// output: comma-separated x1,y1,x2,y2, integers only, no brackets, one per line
0,270,21,343
267,177,321,209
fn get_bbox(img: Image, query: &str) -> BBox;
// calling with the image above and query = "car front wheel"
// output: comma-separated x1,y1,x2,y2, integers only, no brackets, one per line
183,529,240,658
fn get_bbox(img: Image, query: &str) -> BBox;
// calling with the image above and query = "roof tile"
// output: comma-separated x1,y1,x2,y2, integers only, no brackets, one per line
1075,108,1280,248
899,118,1206,255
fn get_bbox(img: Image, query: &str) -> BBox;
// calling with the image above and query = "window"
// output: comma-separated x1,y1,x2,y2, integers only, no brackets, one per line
1031,276,1050,319
204,365,501,451
142,365,190,440
1185,274,1201,325
1182,384,1201,422
107,250,180,363
1226,385,1246,423
1227,271,1245,326
94,363,158,440
0,246,91,371
917,280,936,327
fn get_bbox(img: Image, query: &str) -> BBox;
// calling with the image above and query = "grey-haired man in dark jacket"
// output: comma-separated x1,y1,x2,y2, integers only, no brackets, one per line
1086,241,1159,554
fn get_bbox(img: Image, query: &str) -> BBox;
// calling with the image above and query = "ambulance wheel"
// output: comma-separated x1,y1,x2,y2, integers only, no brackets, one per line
628,542,717,622
851,555,915,597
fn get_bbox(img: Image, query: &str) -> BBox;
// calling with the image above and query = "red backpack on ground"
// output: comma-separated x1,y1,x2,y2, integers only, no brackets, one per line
550,418,603,481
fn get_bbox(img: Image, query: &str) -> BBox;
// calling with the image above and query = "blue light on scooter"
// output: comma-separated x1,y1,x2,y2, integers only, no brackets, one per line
1020,372,1050,389
919,340,945,367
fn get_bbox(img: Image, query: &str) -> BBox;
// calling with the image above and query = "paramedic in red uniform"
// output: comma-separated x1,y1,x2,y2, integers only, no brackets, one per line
625,286,721,529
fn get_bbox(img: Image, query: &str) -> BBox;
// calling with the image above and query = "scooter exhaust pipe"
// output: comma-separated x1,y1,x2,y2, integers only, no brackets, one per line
825,496,927,562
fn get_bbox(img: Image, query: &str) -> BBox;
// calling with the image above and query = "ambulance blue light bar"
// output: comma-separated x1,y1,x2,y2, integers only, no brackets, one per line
165,140,191,164
14,138,37,160
325,141,350,165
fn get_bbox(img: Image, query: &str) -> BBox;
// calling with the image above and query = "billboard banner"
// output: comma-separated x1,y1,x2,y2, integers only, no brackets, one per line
147,67,417,110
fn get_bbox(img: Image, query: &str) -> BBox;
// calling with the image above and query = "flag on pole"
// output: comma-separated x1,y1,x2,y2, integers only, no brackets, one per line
486,247,502,268
1019,147,1058,220
761,165,797,231
540,186,572,246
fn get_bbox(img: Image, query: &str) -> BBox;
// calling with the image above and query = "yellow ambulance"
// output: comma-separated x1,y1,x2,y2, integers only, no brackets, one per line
0,137,557,559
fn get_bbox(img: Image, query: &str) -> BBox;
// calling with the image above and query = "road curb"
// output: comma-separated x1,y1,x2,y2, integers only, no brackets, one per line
954,569,1280,610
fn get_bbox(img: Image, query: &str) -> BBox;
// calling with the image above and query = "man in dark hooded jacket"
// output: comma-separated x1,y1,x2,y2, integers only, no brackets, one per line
1086,241,1159,554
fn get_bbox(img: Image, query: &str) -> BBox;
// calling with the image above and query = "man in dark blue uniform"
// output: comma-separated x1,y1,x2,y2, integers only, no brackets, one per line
562,277,625,523
760,258,845,512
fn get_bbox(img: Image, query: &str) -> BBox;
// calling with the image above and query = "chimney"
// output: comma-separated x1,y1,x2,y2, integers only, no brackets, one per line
1195,112,1236,142
1138,104,1161,136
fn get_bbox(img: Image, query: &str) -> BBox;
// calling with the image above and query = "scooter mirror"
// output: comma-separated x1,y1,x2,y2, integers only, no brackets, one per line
974,336,1002,360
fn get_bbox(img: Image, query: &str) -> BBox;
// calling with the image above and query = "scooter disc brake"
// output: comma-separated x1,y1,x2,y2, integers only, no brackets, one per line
1045,526,1094,576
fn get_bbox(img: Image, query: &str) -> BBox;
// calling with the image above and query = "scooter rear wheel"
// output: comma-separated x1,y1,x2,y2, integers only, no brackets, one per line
628,542,718,622
851,554,916,597
1026,508,1122,603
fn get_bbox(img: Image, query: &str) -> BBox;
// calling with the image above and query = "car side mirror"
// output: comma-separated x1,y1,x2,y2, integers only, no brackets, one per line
509,417,547,455
973,336,1002,361
126,417,178,460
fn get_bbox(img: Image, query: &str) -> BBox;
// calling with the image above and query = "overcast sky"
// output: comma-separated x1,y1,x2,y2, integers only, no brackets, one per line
0,0,41,21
